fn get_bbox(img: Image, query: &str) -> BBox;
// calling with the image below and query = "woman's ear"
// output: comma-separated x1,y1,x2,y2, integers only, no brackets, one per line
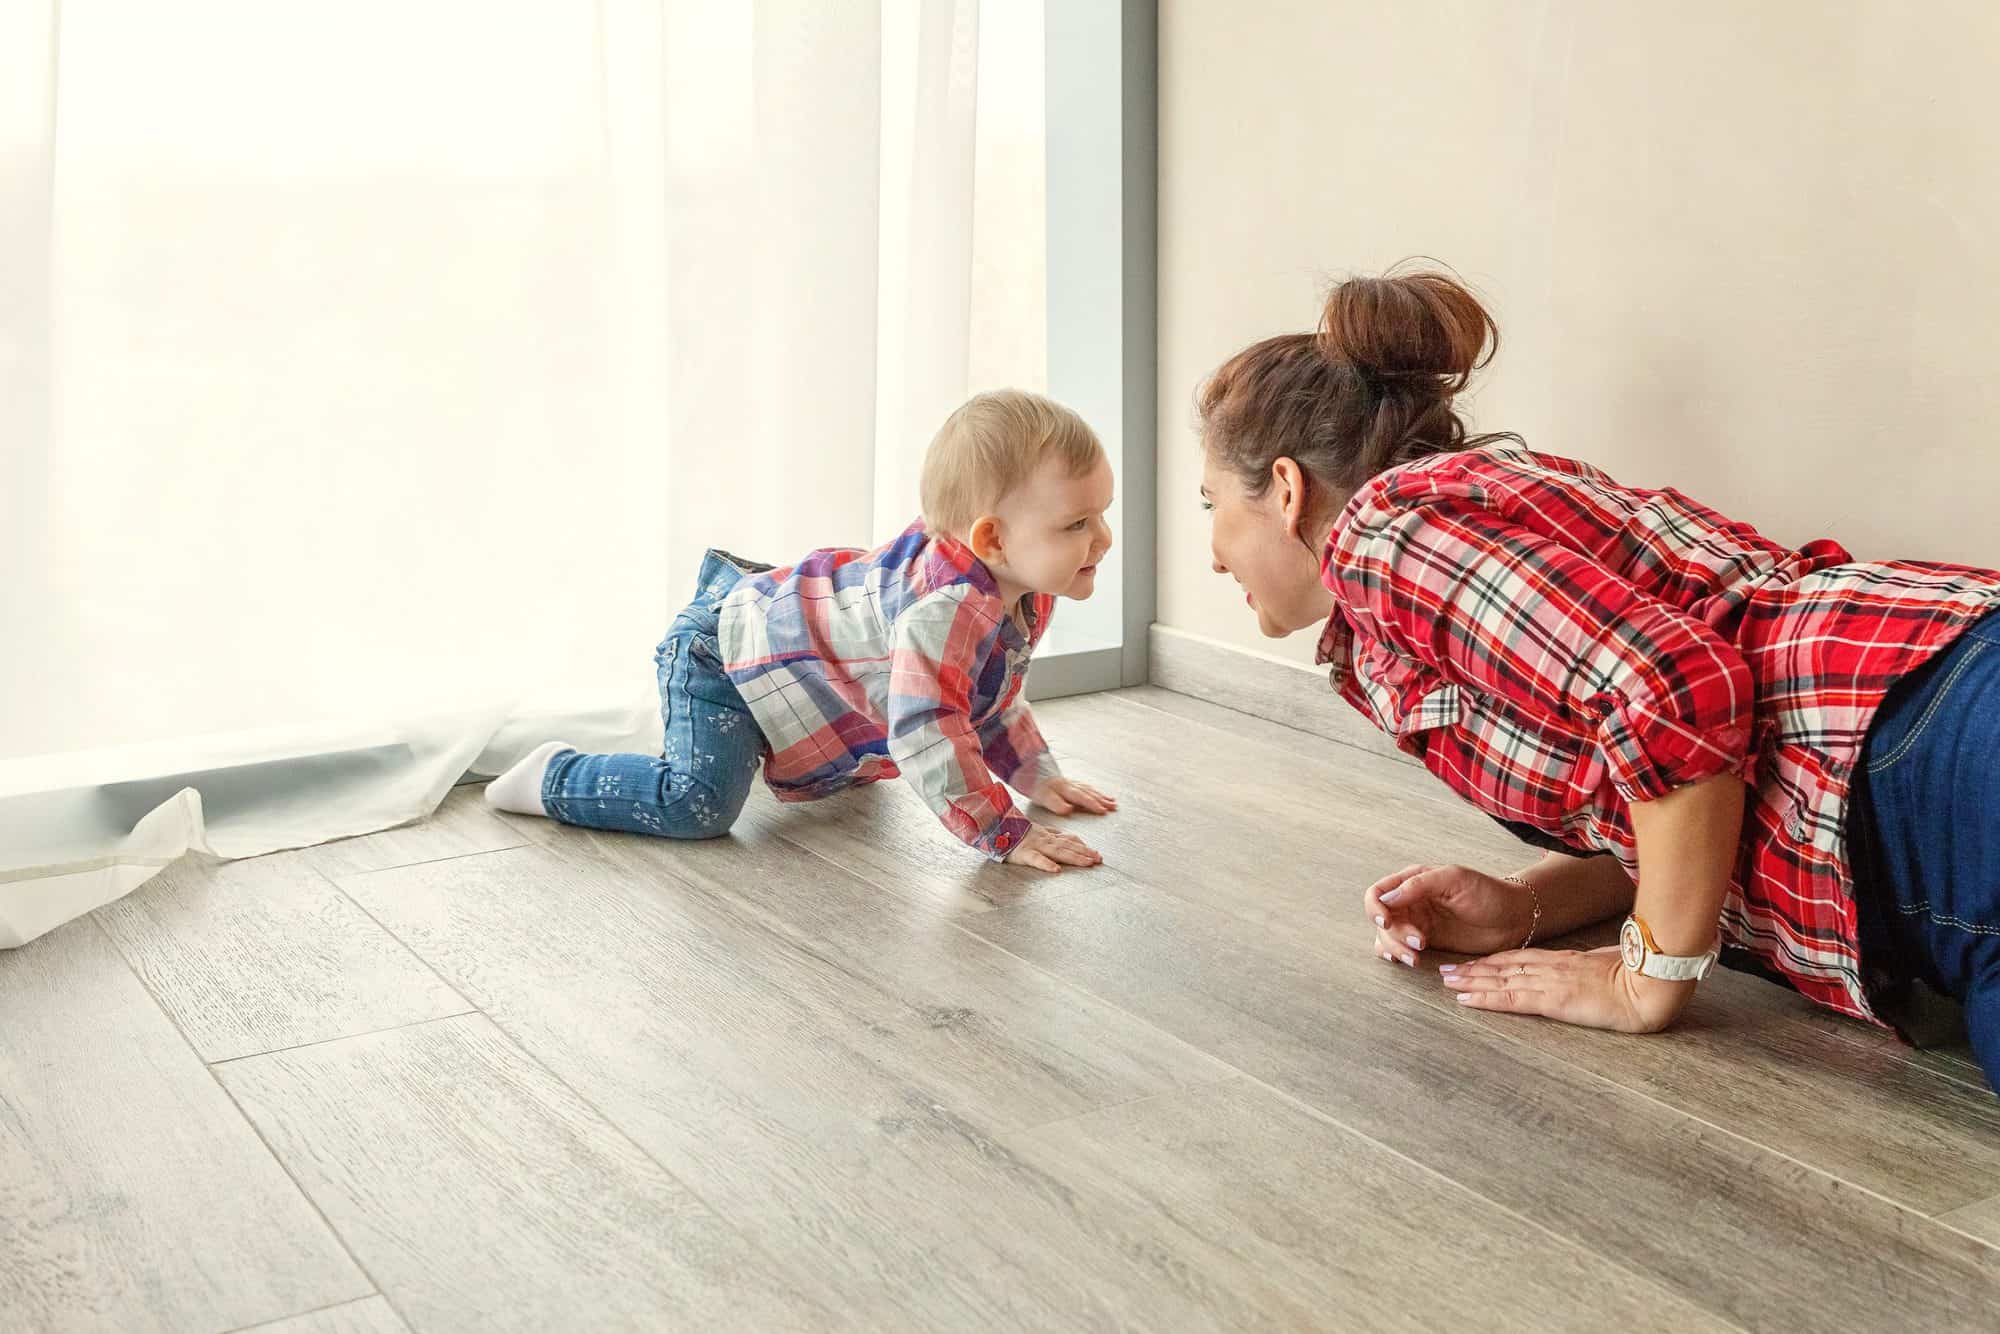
1270,457,1308,541
968,514,1005,564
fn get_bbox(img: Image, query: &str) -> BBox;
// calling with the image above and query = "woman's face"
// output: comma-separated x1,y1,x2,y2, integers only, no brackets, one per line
1200,446,1336,639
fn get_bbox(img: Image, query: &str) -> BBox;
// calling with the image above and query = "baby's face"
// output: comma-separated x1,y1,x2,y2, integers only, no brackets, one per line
988,452,1115,601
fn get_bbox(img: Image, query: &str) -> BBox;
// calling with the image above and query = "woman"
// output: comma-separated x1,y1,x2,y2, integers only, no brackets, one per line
1198,267,2000,1084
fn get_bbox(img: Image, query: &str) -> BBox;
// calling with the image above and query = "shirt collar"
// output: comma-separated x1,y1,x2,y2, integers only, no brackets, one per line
1013,592,1054,651
919,523,995,594
1314,602,1354,686
919,522,1051,651
1313,526,1354,686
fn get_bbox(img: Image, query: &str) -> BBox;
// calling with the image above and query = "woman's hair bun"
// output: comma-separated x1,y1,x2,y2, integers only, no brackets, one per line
1316,266,1497,394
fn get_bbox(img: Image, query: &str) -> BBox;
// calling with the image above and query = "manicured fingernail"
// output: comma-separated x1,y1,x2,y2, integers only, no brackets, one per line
1400,953,1415,967
1457,993,1475,1004
1374,915,1386,928
1438,963,1457,972
1442,974,1464,987
1405,935,1421,950
1379,889,1403,905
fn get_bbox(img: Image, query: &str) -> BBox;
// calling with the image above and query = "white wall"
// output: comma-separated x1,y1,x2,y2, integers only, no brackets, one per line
1157,0,2000,662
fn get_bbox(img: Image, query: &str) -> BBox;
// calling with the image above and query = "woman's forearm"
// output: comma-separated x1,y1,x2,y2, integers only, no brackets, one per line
1513,850,1637,938
1626,771,1743,957
1448,776,1743,1033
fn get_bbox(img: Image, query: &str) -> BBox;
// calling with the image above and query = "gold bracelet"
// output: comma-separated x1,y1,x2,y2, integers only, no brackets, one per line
1503,873,1540,949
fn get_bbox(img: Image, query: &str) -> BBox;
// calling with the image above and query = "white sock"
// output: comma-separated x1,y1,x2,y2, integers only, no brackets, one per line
483,740,573,818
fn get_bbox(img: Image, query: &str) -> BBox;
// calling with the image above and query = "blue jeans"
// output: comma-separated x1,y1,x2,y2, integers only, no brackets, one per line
541,550,770,839
1850,608,2000,1087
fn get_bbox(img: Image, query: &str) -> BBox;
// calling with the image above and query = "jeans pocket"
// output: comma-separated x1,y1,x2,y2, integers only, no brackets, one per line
685,633,753,716
1867,639,1988,777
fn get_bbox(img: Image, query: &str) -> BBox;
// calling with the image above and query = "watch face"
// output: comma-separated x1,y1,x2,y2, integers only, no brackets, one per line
1619,918,1646,971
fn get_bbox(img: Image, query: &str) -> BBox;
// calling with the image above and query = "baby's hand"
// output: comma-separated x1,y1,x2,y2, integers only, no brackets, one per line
1005,823,1104,874
1030,776,1118,816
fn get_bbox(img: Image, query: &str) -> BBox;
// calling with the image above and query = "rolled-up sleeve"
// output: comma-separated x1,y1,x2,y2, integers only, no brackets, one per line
1330,478,1754,803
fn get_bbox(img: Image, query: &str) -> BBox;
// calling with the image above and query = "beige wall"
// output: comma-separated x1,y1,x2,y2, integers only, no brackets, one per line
1157,0,2000,663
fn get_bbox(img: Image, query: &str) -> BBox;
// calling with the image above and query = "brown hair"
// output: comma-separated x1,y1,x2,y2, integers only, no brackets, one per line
1198,266,1517,521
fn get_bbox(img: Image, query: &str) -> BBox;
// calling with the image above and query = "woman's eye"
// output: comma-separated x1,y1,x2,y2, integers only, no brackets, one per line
1199,500,1215,513
1067,519,1088,531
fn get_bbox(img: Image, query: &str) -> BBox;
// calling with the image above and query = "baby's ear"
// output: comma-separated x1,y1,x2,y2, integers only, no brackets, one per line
968,514,1005,563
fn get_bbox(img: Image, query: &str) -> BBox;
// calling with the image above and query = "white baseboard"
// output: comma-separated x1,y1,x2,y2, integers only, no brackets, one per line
1026,646,1125,702
1146,623,1414,767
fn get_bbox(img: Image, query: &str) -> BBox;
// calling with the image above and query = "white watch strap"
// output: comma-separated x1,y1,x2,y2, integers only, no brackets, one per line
1640,946,1718,982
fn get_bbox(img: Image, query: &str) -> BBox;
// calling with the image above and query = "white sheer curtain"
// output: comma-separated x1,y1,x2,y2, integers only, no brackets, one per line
0,0,982,947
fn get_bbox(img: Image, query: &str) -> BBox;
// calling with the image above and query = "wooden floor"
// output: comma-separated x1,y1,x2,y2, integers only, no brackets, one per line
7,687,2000,1333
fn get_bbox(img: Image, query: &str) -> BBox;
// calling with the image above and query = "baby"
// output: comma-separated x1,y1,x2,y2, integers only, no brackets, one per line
485,389,1118,872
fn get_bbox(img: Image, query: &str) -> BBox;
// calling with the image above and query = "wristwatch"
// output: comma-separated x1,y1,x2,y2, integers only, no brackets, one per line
1618,914,1720,982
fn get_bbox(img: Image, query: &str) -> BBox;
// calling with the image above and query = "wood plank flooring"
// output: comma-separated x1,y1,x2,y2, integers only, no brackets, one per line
3,688,1996,1332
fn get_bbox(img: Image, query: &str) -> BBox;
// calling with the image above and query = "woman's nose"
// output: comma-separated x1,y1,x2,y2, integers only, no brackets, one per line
1211,553,1227,574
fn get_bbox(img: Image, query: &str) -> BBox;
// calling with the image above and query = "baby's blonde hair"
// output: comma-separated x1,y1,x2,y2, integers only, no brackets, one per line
920,389,1103,537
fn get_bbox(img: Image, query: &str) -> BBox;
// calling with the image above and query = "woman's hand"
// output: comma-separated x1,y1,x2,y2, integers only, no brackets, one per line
1004,822,1103,873
1439,946,1693,1033
1030,777,1118,816
1364,864,1535,966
